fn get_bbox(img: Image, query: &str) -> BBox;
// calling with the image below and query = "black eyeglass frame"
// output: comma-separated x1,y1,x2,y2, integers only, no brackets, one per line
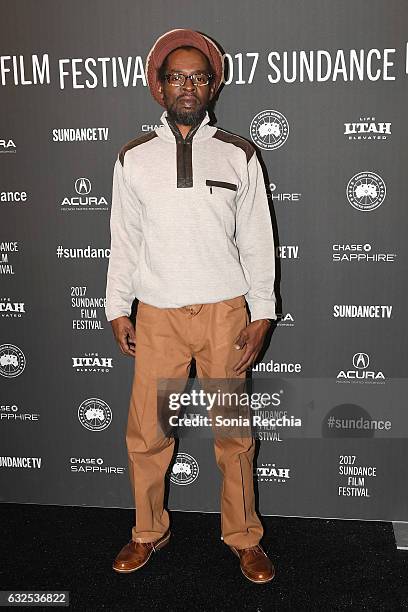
163,72,214,86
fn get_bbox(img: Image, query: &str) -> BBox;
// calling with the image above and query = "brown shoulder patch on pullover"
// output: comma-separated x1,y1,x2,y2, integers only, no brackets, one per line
119,131,158,166
212,129,255,163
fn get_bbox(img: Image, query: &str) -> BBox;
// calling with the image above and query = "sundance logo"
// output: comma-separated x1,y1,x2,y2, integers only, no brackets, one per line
60,177,109,211
276,245,299,259
0,456,41,469
333,305,392,318
52,127,109,142
56,245,110,259
337,352,385,384
0,190,28,203
0,241,19,276
252,359,301,374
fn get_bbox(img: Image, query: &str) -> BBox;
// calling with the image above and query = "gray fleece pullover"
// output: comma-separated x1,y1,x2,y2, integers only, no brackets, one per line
105,109,276,323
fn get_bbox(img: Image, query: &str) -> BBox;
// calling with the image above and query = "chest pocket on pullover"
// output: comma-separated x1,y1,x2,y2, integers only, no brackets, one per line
205,179,238,194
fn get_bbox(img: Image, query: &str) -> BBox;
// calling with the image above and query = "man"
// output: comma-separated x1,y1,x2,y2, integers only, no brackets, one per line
105,28,277,584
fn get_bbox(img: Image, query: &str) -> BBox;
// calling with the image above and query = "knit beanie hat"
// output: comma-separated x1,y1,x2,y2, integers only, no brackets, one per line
145,28,224,108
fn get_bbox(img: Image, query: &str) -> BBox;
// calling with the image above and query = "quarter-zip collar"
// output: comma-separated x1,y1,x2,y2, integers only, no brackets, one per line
155,109,216,143
155,109,216,188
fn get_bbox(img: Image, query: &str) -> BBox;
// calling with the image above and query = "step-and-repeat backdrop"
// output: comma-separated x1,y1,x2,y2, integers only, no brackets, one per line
1,0,408,522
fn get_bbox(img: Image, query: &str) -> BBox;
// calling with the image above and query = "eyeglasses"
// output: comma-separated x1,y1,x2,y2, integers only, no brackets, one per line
164,72,213,87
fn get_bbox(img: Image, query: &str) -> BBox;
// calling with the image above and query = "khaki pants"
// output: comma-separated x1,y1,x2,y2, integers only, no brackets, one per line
126,295,263,549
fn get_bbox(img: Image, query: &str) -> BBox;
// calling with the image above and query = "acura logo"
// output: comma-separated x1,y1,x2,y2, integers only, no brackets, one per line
75,177,91,195
352,352,369,369
337,352,384,383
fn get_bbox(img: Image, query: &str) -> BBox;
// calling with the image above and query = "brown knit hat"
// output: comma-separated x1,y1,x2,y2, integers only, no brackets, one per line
146,28,224,108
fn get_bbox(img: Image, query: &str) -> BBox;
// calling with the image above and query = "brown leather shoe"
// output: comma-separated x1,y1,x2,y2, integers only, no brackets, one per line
229,544,275,584
112,530,171,573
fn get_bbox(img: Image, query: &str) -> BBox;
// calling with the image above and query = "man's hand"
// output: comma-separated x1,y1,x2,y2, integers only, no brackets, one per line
233,319,271,375
110,316,136,357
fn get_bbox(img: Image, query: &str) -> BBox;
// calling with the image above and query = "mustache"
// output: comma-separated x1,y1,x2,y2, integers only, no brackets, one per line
177,94,199,100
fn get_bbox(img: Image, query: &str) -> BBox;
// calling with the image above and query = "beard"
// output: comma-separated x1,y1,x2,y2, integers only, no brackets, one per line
166,95,207,126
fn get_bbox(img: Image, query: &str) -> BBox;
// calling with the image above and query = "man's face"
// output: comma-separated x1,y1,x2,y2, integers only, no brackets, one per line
158,47,216,126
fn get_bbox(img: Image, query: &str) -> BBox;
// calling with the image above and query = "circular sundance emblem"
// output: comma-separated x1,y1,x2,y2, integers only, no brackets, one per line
78,397,112,431
346,171,386,211
170,453,199,486
250,110,289,150
0,344,26,377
